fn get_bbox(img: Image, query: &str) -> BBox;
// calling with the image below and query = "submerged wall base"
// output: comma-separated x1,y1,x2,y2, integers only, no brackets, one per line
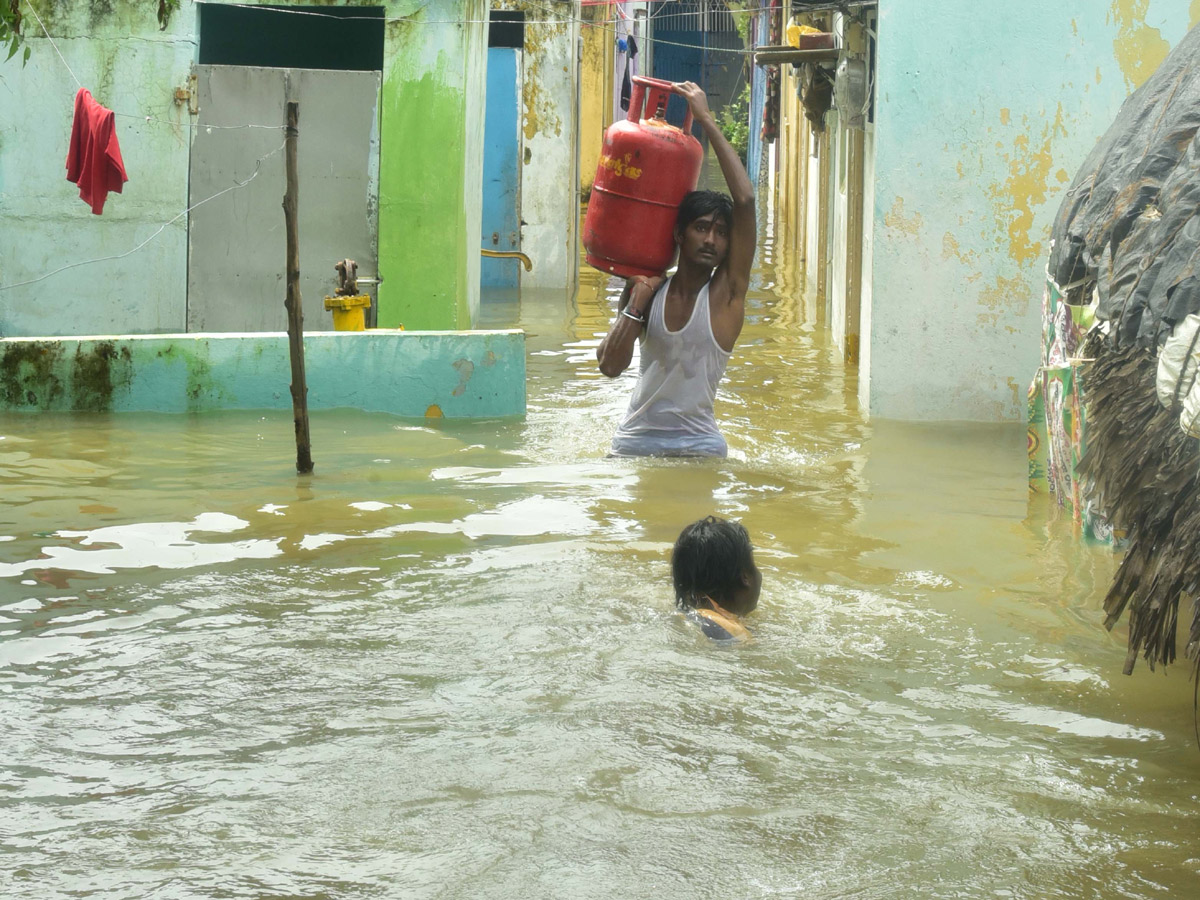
0,330,526,417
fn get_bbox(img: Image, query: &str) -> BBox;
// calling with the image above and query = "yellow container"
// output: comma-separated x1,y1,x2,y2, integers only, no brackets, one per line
324,294,372,331
786,19,824,48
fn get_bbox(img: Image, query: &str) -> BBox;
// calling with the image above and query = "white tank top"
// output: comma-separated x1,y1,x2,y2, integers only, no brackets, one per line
611,276,731,457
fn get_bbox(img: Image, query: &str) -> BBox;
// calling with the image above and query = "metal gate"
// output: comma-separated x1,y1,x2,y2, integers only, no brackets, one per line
650,0,743,129
187,66,381,332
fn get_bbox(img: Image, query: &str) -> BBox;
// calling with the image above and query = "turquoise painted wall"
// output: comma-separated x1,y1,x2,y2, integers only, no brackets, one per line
867,2,1196,421
0,331,526,417
0,0,488,338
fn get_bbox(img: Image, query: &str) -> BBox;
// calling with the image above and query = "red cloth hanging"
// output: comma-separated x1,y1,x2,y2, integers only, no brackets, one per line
65,87,128,215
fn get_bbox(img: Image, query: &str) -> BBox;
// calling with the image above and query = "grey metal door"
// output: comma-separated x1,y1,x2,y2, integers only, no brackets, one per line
187,65,380,332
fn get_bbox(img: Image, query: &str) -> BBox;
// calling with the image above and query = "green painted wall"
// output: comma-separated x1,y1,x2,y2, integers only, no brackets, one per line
376,2,488,331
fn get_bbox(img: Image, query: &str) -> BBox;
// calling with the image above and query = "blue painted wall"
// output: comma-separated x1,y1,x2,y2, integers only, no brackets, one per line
746,8,769,186
481,46,522,289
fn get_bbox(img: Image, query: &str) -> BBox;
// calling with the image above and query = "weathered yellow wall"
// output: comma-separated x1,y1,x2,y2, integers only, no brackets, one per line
580,9,611,193
775,12,830,311
776,58,806,296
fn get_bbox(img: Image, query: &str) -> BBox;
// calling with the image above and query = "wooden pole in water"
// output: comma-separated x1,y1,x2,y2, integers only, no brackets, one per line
283,99,313,474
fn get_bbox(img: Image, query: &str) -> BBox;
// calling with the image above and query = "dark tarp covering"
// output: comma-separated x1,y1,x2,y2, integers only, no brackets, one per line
1048,25,1200,349
1050,25,1200,678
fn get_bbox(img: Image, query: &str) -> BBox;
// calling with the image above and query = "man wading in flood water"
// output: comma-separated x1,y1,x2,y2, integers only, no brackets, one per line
596,80,755,458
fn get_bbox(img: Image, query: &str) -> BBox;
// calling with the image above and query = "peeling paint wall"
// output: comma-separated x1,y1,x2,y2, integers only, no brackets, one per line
857,124,877,412
580,7,612,193
829,110,849,346
492,1,580,290
0,0,488,338
827,13,870,367
868,2,1192,421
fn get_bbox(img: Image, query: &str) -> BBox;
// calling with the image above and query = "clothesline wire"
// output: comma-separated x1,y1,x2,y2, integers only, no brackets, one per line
407,0,791,26
547,0,789,57
113,113,286,131
28,0,792,83
0,141,287,293
196,0,593,25
23,0,82,90
27,0,783,85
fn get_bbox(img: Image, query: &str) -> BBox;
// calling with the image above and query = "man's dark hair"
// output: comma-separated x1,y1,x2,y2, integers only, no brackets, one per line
676,190,733,231
672,515,753,610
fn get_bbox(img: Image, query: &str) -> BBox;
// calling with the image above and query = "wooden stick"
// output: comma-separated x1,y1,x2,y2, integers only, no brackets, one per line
283,99,313,474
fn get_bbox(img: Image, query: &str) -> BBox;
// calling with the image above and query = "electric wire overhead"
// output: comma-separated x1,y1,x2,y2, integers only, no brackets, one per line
190,0,764,56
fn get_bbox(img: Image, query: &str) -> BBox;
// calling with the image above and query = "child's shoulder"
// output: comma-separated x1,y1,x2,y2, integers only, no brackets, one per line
687,607,750,642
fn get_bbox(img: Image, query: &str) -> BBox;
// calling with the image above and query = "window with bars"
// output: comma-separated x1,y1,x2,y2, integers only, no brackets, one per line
650,0,738,35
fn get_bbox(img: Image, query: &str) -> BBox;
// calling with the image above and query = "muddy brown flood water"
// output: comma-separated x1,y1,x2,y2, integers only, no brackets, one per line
1,218,1198,899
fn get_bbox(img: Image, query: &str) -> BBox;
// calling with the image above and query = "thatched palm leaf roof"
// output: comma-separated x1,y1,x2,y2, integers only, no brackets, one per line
1075,336,1200,673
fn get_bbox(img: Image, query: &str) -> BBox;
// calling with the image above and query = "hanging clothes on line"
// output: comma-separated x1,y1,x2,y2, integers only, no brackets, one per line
763,2,781,143
620,33,639,112
66,88,128,215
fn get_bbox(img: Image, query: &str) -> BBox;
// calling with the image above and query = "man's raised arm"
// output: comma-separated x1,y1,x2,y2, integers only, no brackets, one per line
672,81,756,302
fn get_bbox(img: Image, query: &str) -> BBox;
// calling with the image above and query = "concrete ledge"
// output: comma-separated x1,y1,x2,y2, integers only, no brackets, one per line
0,330,526,417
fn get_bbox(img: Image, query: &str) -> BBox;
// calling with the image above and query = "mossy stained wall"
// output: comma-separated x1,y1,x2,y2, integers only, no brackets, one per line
0,331,526,416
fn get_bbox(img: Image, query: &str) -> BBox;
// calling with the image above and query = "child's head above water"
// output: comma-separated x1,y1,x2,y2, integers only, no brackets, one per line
672,516,762,617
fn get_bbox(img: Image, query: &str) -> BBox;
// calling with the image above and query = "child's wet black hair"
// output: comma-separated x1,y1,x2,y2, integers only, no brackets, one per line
671,515,754,610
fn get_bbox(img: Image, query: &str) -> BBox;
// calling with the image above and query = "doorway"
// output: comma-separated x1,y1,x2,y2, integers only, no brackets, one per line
481,10,525,291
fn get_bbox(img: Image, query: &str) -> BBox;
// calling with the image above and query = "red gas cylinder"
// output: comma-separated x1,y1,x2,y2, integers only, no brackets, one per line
583,76,703,278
